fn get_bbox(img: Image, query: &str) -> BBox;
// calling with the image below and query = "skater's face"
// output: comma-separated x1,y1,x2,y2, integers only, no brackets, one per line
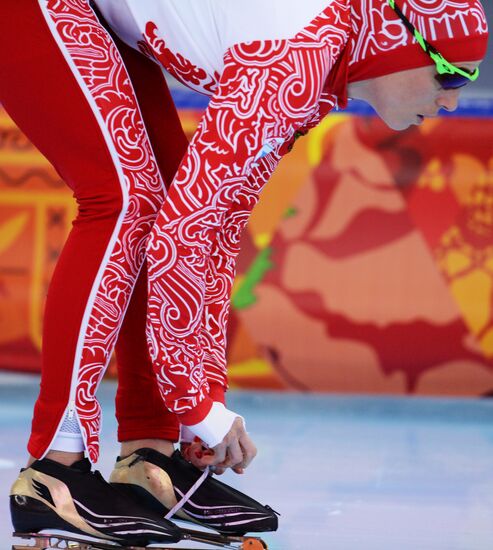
349,61,481,131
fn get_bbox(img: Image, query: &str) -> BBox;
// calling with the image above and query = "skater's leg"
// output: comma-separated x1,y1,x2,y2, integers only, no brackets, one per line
2,1,181,544
0,0,181,544
108,30,189,455
1,0,166,464
115,265,177,458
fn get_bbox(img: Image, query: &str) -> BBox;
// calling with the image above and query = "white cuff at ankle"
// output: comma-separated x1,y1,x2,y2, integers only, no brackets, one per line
185,402,244,448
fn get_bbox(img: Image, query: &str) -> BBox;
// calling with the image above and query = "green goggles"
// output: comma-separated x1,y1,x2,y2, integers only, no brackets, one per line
388,0,480,89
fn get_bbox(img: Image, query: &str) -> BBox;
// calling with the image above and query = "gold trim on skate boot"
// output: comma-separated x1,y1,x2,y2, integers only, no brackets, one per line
12,531,269,549
10,470,112,540
109,454,188,521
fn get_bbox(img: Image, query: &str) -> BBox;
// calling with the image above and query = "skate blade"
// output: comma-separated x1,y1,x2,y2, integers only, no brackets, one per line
12,532,172,550
13,532,123,550
181,527,268,549
12,532,268,550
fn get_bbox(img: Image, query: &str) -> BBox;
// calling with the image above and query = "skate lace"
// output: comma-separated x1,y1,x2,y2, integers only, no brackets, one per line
165,466,210,520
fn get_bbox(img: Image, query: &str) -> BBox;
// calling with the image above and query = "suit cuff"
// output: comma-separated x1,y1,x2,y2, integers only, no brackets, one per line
182,402,244,448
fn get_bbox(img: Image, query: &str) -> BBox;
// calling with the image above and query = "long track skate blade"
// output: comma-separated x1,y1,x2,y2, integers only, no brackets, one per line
12,532,178,550
13,532,123,550
12,531,267,550
181,528,268,549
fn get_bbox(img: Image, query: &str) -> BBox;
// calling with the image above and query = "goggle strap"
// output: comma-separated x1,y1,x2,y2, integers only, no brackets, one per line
413,30,428,53
388,0,480,83
391,2,432,57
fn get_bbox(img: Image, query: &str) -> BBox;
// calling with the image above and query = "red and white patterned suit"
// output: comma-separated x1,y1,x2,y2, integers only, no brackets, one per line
96,0,353,445
0,0,353,461
0,0,189,462
2,0,486,461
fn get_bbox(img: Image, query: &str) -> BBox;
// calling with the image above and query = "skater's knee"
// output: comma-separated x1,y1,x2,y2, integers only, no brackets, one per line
76,184,162,226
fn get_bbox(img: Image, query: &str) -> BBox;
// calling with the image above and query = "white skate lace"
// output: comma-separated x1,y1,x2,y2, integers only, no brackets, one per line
165,466,210,520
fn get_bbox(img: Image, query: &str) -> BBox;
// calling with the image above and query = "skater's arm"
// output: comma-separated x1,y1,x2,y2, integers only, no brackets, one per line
150,40,326,469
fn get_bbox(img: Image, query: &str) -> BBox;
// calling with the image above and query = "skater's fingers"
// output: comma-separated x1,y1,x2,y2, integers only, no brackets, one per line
238,434,257,470
217,439,243,469
188,451,210,470
190,453,230,471
229,439,245,467
182,436,247,473
223,418,257,470
182,442,215,470
199,418,257,472
205,443,227,466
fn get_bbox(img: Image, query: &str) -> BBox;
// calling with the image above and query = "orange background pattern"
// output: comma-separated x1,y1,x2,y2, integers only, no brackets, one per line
1,106,493,396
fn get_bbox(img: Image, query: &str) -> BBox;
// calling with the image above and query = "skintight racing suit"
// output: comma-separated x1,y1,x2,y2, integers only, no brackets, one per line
4,1,486,544
94,0,353,456
1,0,488,462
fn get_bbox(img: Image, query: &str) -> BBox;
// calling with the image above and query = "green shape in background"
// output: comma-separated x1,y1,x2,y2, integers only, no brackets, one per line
232,247,274,310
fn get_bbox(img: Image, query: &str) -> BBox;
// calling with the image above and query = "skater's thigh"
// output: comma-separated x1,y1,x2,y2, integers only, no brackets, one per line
0,1,133,199
93,6,189,189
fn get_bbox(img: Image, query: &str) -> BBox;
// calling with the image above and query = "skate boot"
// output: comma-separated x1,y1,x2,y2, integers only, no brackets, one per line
110,448,279,536
10,457,182,546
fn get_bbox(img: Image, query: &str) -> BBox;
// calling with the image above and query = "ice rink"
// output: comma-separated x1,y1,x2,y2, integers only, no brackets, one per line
2,372,493,550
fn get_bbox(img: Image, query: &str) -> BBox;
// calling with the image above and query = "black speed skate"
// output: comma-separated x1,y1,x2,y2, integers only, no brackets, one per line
110,448,279,535
10,457,182,547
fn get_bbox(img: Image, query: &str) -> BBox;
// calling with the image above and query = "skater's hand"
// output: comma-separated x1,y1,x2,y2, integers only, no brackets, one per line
181,441,230,475
183,418,257,475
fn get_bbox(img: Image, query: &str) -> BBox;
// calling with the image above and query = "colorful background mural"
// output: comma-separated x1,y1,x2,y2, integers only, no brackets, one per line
1,98,493,396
